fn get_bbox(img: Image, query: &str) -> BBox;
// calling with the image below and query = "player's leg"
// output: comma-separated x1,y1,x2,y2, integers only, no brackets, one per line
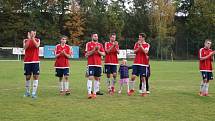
87,66,94,99
64,75,70,95
129,65,137,95
118,79,123,94
140,76,147,96
94,67,103,96
56,69,64,95
111,65,117,93
63,68,70,95
104,65,111,92
125,78,130,94
204,72,213,96
59,77,64,95
146,76,150,94
140,66,148,96
200,72,207,96
24,63,32,97
139,77,142,93
146,66,151,94
32,63,40,98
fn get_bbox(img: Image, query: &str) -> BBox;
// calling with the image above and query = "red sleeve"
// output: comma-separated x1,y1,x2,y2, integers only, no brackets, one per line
100,44,105,52
66,46,71,55
134,43,138,50
146,43,150,51
116,44,119,50
199,48,203,58
85,42,89,52
55,45,59,55
105,42,108,51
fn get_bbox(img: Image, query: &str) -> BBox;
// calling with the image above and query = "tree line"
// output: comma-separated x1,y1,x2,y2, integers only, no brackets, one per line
0,0,214,59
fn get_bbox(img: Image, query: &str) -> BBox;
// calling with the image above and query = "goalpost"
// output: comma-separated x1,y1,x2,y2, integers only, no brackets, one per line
0,47,22,61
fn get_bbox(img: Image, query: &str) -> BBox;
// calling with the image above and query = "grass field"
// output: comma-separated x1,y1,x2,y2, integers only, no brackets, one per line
0,60,215,121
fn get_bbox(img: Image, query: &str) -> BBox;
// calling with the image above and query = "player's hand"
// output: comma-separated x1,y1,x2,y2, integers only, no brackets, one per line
61,50,64,54
27,32,31,39
212,51,215,55
138,41,142,46
95,46,99,50
114,41,118,46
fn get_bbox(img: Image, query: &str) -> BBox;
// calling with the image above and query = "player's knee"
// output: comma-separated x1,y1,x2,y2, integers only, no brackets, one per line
88,76,94,80
95,77,100,81
131,75,136,81
107,74,111,78
64,76,69,81
141,76,146,82
33,75,39,80
26,75,31,80
113,73,117,78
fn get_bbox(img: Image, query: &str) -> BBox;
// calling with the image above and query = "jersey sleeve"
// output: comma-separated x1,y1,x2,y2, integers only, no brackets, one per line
55,45,59,55
100,44,105,52
66,46,72,56
85,42,89,52
116,44,119,51
105,42,108,51
70,46,73,56
199,48,204,58
134,43,138,50
145,43,150,51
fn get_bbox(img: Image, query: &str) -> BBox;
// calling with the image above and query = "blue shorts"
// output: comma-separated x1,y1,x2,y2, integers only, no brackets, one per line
88,66,102,77
24,63,40,75
201,71,213,81
55,68,70,77
104,65,117,74
132,65,148,77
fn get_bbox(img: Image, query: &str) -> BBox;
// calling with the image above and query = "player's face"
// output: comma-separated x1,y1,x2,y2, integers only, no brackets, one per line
92,34,98,42
61,37,67,44
205,41,212,49
31,31,36,37
138,35,143,41
122,60,127,65
110,35,116,42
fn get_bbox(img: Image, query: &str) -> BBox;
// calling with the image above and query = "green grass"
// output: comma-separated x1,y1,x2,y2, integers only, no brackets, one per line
0,60,215,121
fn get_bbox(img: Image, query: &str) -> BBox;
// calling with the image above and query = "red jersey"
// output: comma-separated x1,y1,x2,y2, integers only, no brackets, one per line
54,44,71,68
133,42,150,66
24,38,40,63
199,48,213,72
85,41,105,67
104,42,119,65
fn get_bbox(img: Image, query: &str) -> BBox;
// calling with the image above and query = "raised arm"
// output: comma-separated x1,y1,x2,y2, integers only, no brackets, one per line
63,47,72,58
200,51,215,60
139,44,150,54
98,44,105,56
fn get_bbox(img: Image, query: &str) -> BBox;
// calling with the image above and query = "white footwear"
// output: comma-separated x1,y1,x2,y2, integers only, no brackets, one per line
139,90,143,94
146,91,150,94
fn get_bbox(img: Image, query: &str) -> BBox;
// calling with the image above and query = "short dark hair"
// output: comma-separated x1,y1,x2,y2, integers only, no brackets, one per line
139,33,147,38
91,32,97,36
110,33,116,36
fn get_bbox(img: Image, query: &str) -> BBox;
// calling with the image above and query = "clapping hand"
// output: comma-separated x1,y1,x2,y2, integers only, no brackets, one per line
27,32,31,39
95,46,99,51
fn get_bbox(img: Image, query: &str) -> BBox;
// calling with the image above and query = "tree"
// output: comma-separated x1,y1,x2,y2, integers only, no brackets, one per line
64,0,85,45
106,0,125,36
185,0,215,56
149,0,176,60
